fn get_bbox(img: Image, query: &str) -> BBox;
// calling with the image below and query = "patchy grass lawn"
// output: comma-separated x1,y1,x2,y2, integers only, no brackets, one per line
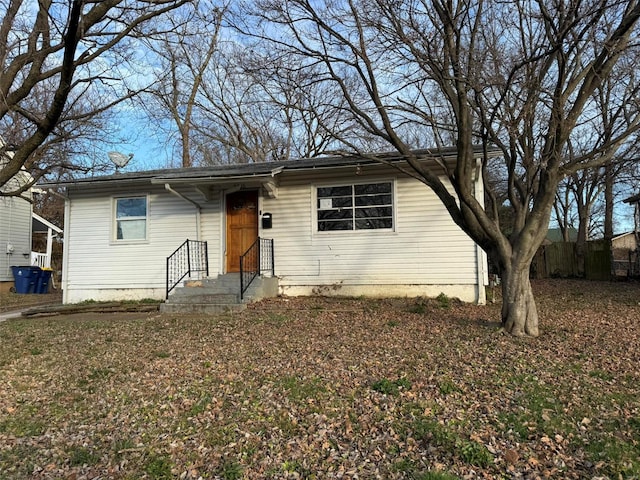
0,279,638,479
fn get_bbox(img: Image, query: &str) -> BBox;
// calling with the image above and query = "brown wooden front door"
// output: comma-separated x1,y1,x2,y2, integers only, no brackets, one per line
226,190,259,272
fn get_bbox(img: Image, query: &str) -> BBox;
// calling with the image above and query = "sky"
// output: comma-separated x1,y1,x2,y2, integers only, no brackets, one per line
92,109,174,173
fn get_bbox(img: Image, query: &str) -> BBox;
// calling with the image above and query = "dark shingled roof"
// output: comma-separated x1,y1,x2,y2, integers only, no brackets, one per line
38,146,498,189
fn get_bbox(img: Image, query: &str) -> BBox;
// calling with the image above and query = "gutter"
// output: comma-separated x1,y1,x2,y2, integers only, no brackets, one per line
152,167,284,185
164,183,202,242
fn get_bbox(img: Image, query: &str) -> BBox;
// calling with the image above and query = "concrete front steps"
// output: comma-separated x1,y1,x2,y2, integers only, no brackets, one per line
160,273,278,314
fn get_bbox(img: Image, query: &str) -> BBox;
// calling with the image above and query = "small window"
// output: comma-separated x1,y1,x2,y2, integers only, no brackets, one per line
114,196,147,240
317,181,393,231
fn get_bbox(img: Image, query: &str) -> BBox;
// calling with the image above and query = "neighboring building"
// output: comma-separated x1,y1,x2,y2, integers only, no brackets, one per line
41,149,493,305
1,151,34,292
31,212,63,270
611,231,638,277
624,192,640,237
0,165,63,292
1,142,63,293
611,231,637,251
0,195,33,292
621,193,640,277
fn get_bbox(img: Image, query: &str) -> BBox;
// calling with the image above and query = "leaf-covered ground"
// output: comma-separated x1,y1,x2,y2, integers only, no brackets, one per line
0,279,638,479
0,292,62,313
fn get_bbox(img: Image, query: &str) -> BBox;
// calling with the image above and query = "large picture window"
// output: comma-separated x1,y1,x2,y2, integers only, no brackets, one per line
317,182,393,231
114,196,147,240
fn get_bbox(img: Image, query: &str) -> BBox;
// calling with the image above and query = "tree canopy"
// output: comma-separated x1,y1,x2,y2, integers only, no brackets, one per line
0,0,190,195
237,0,640,335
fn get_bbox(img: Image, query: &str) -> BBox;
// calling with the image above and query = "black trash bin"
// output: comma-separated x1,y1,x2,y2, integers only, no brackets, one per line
35,269,53,294
11,266,40,294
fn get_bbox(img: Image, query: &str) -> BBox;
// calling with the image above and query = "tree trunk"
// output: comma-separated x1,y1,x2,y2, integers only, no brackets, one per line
575,203,589,277
181,126,192,168
501,264,539,337
604,161,614,243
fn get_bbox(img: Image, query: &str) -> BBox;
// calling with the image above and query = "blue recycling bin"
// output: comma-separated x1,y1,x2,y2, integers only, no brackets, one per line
11,266,41,294
35,269,53,294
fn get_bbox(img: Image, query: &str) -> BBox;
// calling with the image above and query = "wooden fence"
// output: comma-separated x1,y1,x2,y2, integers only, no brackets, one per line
532,240,612,280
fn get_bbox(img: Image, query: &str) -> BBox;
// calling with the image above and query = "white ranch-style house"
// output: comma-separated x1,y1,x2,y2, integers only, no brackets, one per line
41,149,493,307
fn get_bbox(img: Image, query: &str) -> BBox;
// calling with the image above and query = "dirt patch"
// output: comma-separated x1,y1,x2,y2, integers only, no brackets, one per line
0,291,62,313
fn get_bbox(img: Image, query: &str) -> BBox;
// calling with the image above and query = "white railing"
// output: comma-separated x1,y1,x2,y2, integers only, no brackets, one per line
31,252,49,268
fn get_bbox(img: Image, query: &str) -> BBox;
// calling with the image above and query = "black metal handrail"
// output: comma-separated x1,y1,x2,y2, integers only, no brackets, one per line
240,237,274,300
166,239,209,299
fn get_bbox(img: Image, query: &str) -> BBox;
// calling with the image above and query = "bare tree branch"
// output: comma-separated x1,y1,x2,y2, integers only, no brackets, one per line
0,0,190,194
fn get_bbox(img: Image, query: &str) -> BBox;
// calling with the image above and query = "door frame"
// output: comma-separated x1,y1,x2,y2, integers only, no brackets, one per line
224,189,259,273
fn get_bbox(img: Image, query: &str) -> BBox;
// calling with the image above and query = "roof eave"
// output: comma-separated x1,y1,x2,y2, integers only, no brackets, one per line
36,146,500,190
32,212,63,233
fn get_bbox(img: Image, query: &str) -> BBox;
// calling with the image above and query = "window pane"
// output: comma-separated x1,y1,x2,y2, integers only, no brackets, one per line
355,194,392,206
354,183,391,195
318,209,352,220
317,197,353,209
318,220,353,231
355,206,393,218
318,186,352,198
117,198,146,218
117,219,146,240
356,218,393,229
331,197,353,208
317,182,393,232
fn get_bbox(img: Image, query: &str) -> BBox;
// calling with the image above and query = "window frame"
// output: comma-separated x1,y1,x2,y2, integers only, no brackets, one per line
314,180,396,233
112,195,149,243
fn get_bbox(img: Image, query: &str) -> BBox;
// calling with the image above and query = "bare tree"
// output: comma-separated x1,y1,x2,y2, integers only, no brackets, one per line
596,71,640,241
191,44,361,164
238,52,363,159
139,6,362,167
0,0,190,194
2,82,127,185
139,0,226,167
552,78,640,254
190,44,289,164
553,149,640,243
244,0,640,336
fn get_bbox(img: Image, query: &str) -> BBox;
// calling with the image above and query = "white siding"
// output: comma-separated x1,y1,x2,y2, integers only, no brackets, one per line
612,232,636,251
0,194,33,282
62,164,485,303
200,192,222,275
261,169,483,301
1,161,34,284
63,186,199,302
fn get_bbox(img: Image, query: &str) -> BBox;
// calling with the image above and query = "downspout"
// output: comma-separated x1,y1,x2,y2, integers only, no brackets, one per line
164,183,202,241
474,157,487,305
61,194,71,304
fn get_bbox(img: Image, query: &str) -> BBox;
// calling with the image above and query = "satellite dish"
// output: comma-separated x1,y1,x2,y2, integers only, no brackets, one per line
108,151,133,172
